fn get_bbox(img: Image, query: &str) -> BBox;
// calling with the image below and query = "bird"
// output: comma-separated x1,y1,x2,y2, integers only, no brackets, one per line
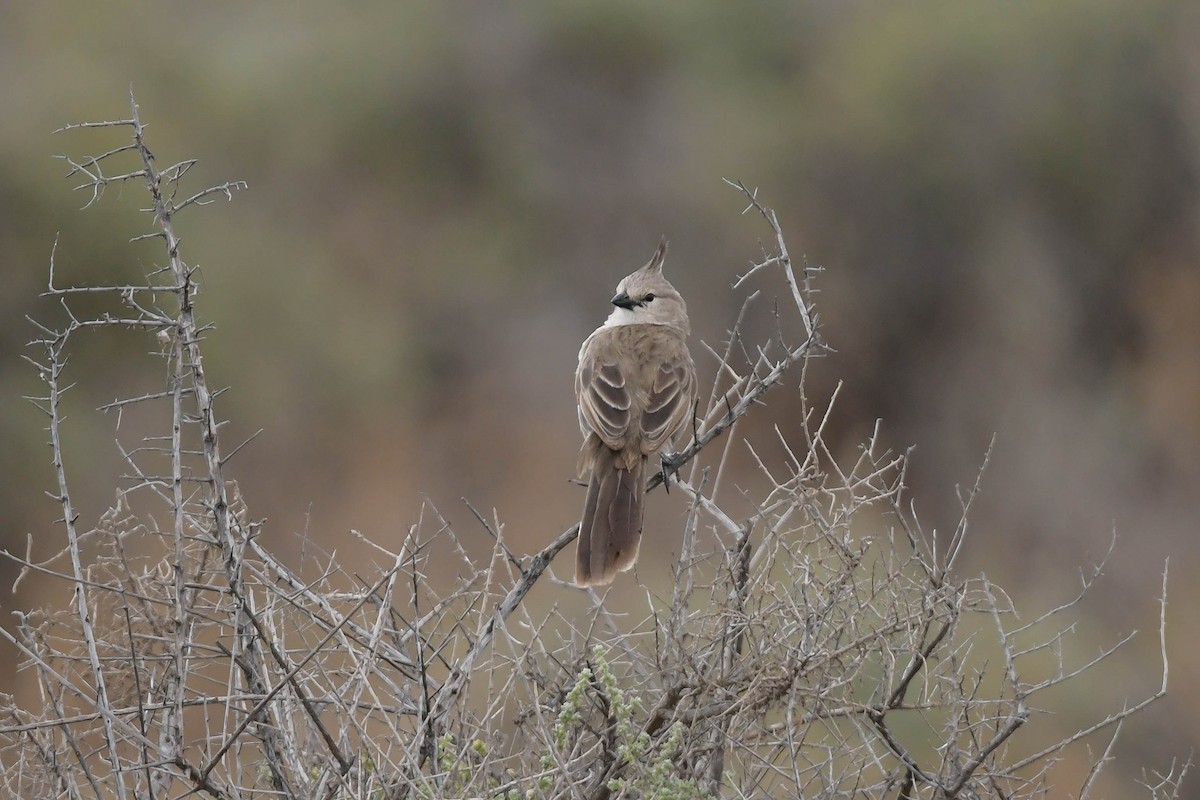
574,238,697,587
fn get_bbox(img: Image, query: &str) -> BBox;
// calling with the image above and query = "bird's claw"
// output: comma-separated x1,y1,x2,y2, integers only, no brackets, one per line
660,451,686,492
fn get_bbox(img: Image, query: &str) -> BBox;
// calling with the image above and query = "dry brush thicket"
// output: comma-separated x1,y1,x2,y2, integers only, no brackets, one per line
0,95,1186,800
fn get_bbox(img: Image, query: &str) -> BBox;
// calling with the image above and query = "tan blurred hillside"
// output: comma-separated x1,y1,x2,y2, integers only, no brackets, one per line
1,2,1197,792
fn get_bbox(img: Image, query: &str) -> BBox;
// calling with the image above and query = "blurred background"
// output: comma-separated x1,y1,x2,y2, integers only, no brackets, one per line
1,1,1196,792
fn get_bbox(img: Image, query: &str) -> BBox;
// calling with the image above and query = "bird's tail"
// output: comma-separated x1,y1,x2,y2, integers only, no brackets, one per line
575,445,645,587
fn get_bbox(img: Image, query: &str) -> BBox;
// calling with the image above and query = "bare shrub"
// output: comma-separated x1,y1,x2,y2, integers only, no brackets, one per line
0,93,1186,800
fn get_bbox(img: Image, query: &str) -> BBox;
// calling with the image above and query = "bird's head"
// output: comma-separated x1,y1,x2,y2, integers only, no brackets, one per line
606,237,689,334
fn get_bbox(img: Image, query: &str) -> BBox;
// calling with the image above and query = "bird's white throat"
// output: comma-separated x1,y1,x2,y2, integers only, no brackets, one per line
603,306,643,327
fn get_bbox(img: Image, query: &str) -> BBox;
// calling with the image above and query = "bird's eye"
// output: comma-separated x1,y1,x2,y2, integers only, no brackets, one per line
644,293,656,302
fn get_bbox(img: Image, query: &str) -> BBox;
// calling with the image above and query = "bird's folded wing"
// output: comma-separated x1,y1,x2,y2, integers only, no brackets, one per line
640,358,694,454
577,358,632,449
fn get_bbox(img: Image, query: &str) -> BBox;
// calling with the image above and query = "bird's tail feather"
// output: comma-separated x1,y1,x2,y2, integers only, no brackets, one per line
576,447,645,587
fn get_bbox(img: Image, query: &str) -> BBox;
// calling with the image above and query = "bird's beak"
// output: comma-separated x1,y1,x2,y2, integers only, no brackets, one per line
611,291,637,309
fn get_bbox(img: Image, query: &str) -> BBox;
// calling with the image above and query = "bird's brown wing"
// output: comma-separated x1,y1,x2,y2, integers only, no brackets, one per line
638,352,696,455
576,344,633,451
